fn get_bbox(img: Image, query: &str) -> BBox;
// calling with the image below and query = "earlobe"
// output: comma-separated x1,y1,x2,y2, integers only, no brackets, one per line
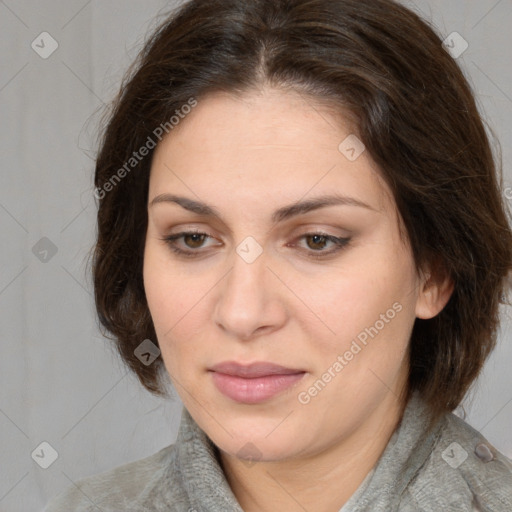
415,265,455,320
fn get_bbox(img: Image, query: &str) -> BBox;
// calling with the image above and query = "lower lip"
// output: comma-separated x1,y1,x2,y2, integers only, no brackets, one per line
210,371,306,404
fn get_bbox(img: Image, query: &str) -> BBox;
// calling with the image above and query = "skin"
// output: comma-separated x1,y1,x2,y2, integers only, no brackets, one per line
143,87,454,512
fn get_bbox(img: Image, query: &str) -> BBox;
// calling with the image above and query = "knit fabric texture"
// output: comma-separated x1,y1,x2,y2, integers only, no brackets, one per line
44,390,512,511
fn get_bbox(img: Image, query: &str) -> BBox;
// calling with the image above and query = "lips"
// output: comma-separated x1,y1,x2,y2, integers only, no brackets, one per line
209,361,306,404
210,361,304,377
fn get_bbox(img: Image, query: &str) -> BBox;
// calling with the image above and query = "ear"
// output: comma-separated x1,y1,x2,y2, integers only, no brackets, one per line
415,257,454,320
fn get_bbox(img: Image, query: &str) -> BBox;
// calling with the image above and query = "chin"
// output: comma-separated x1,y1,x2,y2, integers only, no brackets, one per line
200,410,306,462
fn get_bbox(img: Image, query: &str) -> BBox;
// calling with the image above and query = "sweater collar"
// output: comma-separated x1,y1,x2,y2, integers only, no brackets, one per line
169,390,445,511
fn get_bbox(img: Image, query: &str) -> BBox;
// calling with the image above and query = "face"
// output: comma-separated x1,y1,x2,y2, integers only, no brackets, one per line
143,87,433,463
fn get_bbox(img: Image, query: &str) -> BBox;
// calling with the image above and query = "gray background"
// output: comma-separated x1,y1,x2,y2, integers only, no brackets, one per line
0,1,511,511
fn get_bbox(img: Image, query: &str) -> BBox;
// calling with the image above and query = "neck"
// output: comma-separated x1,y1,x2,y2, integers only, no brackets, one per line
219,392,408,512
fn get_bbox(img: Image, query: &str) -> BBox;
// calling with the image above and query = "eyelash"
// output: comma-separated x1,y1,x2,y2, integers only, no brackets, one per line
160,230,351,260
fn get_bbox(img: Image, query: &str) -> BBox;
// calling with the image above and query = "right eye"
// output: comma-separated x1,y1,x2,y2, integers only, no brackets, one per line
160,231,219,257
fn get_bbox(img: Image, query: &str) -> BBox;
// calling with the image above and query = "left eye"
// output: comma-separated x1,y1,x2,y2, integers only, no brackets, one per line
292,233,352,258
300,233,339,251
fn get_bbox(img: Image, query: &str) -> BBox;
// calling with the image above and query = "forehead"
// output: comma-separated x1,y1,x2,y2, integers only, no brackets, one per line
148,88,393,216
154,87,359,155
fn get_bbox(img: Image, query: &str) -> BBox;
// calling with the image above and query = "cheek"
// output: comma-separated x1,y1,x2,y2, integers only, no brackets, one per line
143,244,211,366
302,270,415,392
143,244,184,338
295,259,410,348
305,265,414,404
143,237,193,309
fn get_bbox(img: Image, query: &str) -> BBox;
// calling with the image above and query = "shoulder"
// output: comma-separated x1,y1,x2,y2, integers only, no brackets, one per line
43,443,176,512
402,411,512,511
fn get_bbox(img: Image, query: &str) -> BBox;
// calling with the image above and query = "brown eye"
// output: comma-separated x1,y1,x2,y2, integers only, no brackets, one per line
305,234,329,251
183,233,208,249
161,231,217,257
294,232,352,259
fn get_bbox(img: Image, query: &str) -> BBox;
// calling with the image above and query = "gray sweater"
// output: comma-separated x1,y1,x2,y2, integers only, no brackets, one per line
44,390,512,511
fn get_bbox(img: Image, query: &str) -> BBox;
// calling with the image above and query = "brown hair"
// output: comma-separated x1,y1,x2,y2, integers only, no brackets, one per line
91,0,512,432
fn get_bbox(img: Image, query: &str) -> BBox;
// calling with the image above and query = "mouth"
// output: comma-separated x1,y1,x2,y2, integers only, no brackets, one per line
208,361,307,404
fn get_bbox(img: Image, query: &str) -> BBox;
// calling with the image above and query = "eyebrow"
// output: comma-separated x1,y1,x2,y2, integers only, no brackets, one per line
149,193,377,223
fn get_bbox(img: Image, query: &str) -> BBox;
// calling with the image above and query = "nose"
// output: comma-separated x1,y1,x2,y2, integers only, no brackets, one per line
213,244,287,341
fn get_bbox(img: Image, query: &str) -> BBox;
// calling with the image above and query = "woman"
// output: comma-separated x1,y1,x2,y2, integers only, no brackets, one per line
45,0,512,510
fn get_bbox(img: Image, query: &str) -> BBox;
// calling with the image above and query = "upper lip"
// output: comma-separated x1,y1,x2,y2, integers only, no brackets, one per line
209,361,305,378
